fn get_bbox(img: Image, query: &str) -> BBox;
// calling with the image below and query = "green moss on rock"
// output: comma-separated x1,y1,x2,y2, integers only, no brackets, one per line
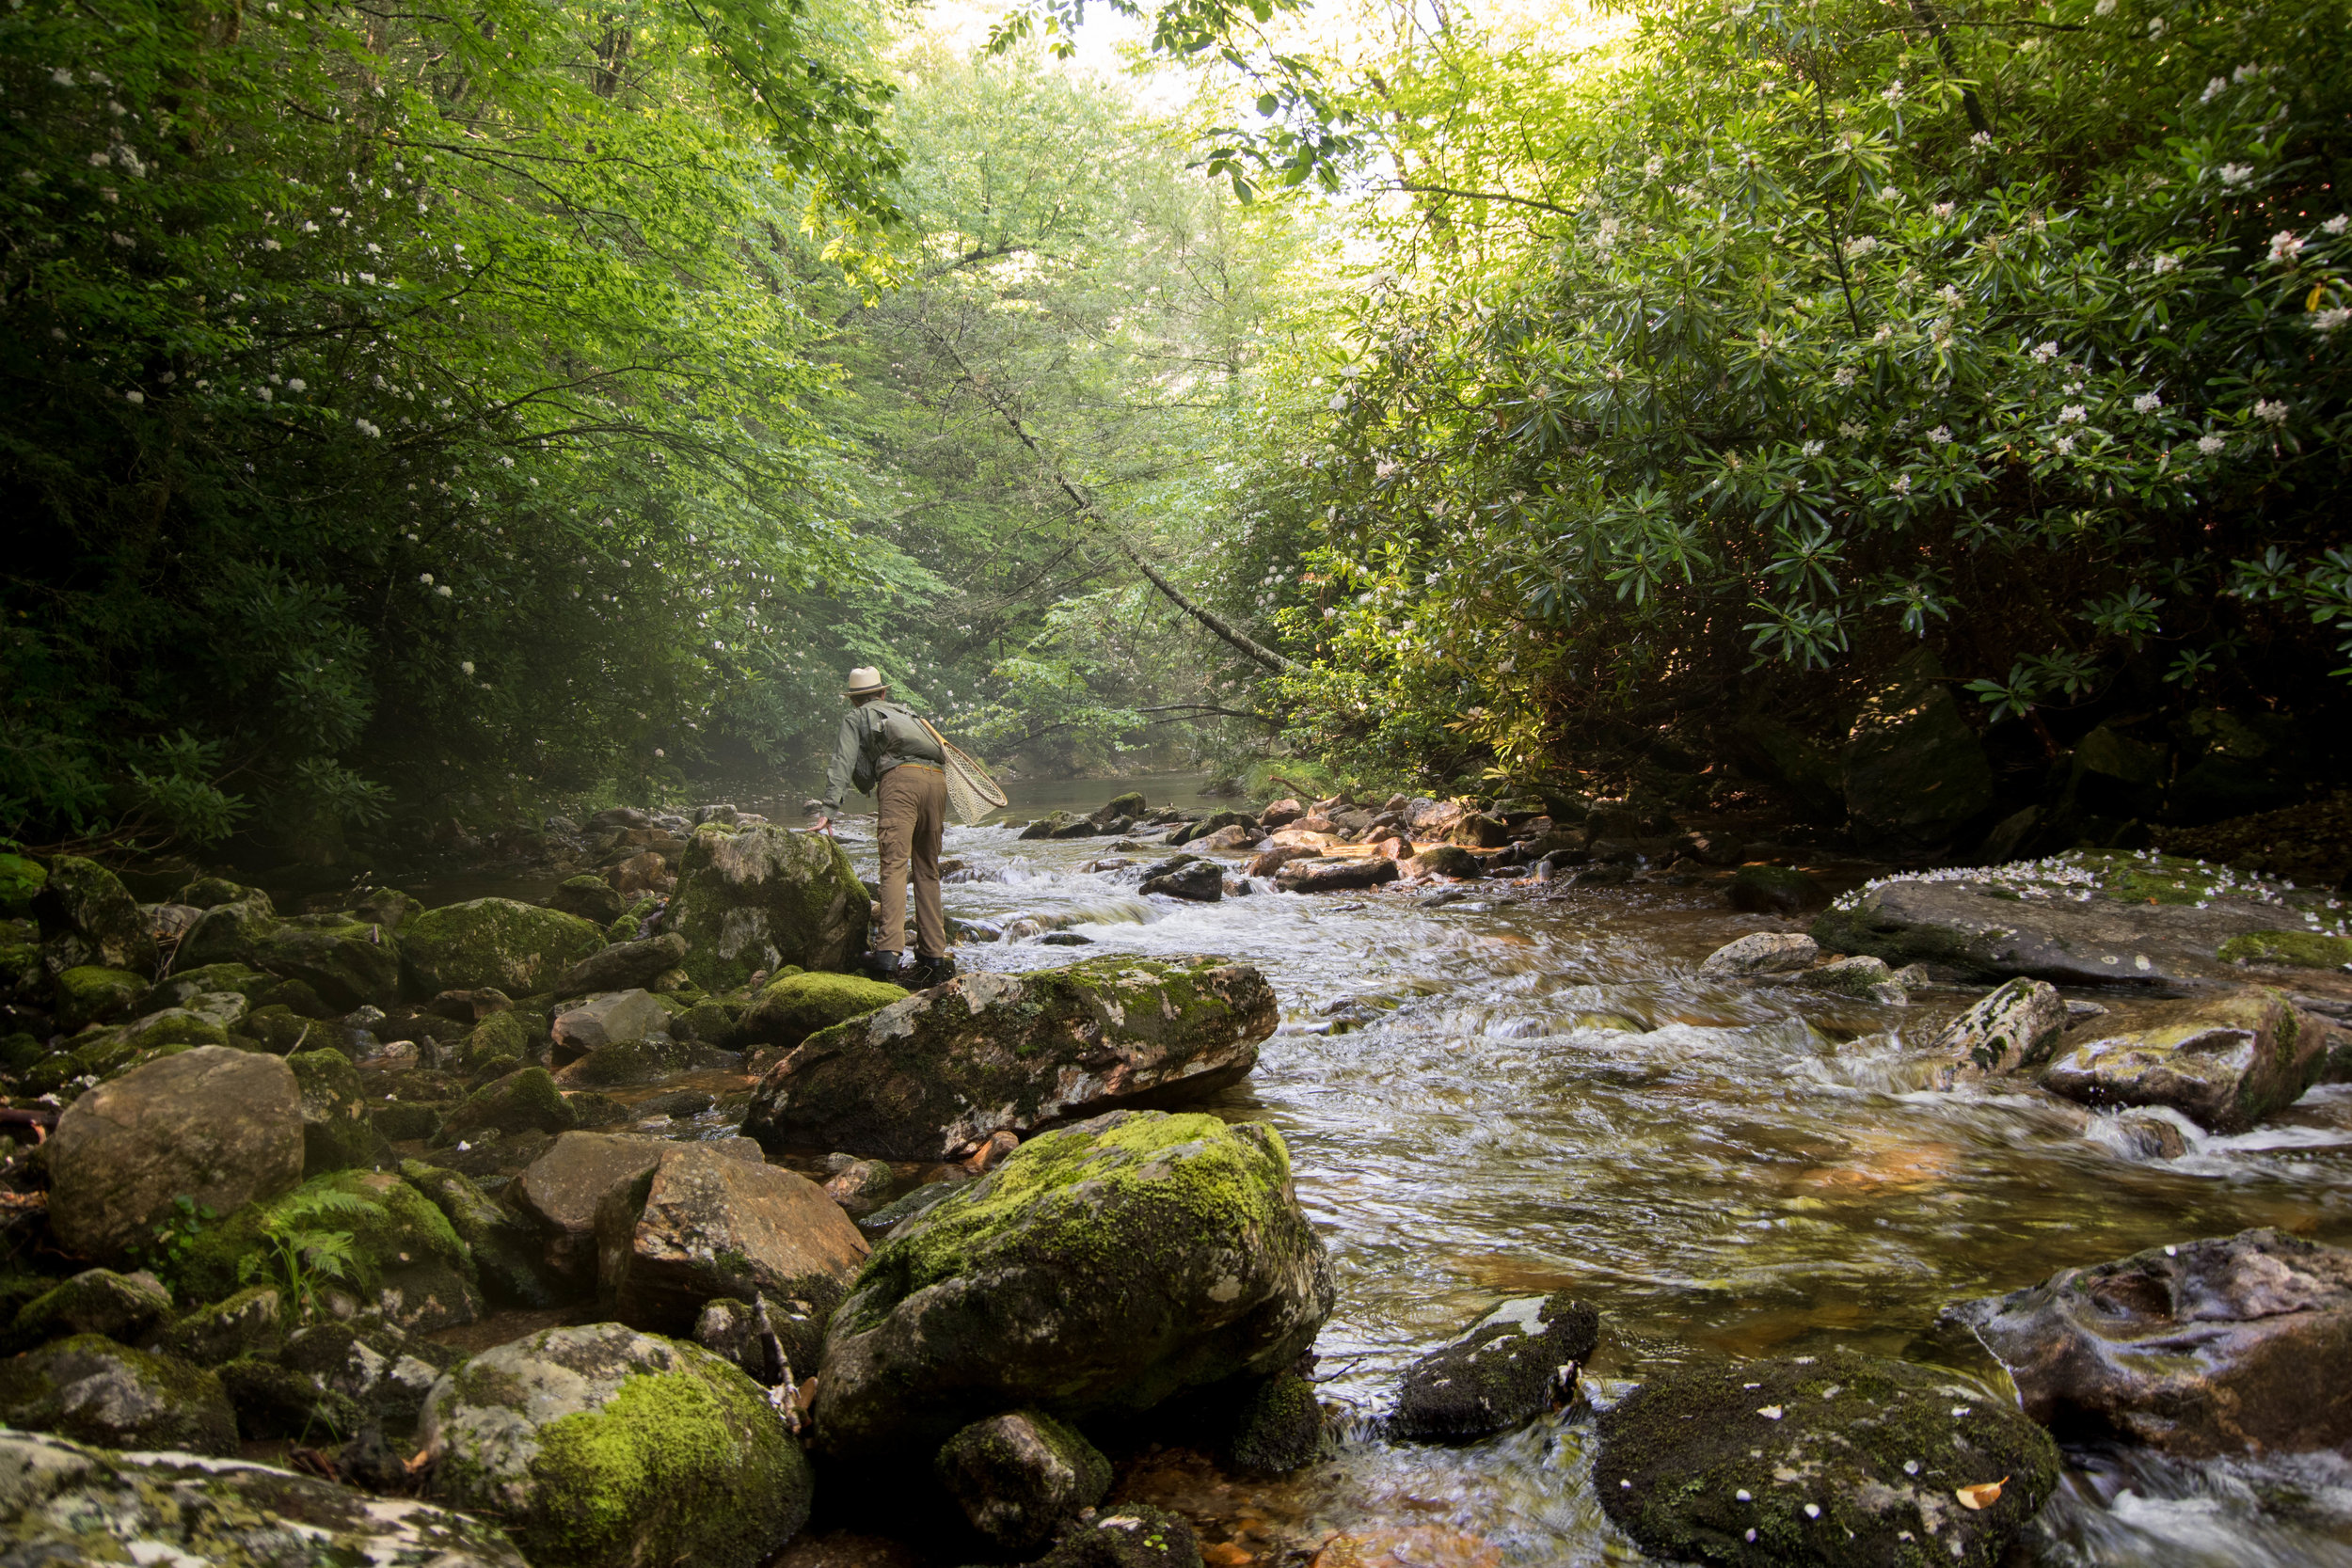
54,965,150,1031
1229,1371,1326,1472
180,1169,479,1328
737,971,906,1048
0,852,46,916
0,1334,238,1454
668,824,869,991
436,1067,576,1147
288,1047,391,1174
405,898,606,996
2217,929,2352,968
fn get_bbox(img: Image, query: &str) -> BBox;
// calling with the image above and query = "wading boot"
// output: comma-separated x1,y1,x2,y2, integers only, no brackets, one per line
861,949,906,983
905,954,957,990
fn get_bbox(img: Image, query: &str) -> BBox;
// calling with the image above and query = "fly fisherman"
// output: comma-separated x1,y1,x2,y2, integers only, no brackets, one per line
810,667,956,988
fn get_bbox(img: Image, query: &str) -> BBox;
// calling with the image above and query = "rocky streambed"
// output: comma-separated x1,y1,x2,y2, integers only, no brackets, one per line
2,788,2350,1567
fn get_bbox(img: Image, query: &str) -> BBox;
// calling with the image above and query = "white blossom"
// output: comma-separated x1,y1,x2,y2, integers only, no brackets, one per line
1838,420,1867,437
1644,156,1664,178
1932,201,1955,218
2267,230,2304,263
1802,439,1824,456
2198,433,2227,454
2151,253,2182,275
1970,131,1994,148
1844,234,1879,259
1883,80,1905,106
1873,325,1895,344
286,377,305,392
1938,283,1964,307
2326,215,2350,235
435,584,453,597
2055,434,2077,455
2133,391,2163,413
2233,63,2262,82
51,68,74,86
2201,77,2228,104
2058,404,2088,424
1833,366,1858,388
2031,341,2060,364
1891,474,1913,495
122,389,143,404
460,660,475,676
2315,308,2351,333
2148,17,2165,36
2254,399,2289,424
419,572,434,584
1927,425,1952,444
2094,0,2114,12
2218,164,2254,186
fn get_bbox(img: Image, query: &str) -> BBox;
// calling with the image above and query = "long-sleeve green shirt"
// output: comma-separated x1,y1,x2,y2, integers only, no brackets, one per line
818,699,945,813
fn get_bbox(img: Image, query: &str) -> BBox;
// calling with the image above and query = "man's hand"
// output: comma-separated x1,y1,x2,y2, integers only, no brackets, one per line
812,815,834,836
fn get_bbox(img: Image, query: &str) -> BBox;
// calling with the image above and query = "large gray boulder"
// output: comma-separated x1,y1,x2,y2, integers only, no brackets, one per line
1944,1228,2352,1457
1594,1348,2059,1568
505,1131,671,1284
46,1045,304,1261
742,956,1277,1162
1391,1293,1597,1443
668,822,869,991
550,988,672,1057
0,1429,528,1567
1274,856,1400,894
420,1323,812,1568
1840,649,1995,845
812,1109,1333,1459
0,1334,238,1454
596,1142,869,1370
2039,987,2325,1132
1698,932,1817,978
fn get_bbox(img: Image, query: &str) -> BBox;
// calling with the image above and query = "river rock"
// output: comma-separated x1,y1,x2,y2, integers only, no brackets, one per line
738,970,908,1048
1245,845,1319,877
156,1286,286,1366
47,1045,304,1261
1034,1504,1202,1568
1260,799,1305,827
742,956,1277,1161
1698,932,1818,977
597,1143,869,1363
34,855,157,975
434,1067,577,1148
550,988,671,1057
548,874,628,926
2040,988,2325,1132
506,1131,669,1282
1811,870,2295,988
1229,1370,1326,1472
1935,977,2068,1078
1275,856,1400,894
824,1155,896,1217
1729,863,1825,913
1841,649,1995,845
5,1268,173,1354
937,1408,1114,1552
1947,1227,2352,1457
179,893,405,1011
420,1322,812,1568
1392,1293,1598,1442
183,1168,482,1333
1411,844,1482,879
1791,954,1904,1002
403,898,605,996
668,822,869,990
402,1159,564,1309
1594,1347,2059,1568
53,963,148,1031
1,1429,530,1567
0,1334,238,1453
554,931,688,998
812,1109,1334,1458
1141,858,1223,901
290,1046,391,1174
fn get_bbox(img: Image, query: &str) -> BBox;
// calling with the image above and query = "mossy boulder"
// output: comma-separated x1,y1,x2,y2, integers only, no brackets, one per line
1392,1293,1598,1443
218,1354,369,1441
1229,1370,1327,1472
936,1408,1112,1552
244,1003,334,1055
402,1159,564,1308
180,892,403,1011
813,1109,1334,1458
404,898,606,997
5,1267,173,1354
66,1006,239,1080
33,855,156,974
434,1067,577,1147
47,1045,305,1262
289,1047,392,1174
554,932,688,999
0,1428,531,1567
675,996,743,1045
668,822,869,990
2041,987,2327,1133
461,1006,534,1068
743,957,1277,1162
1933,978,2068,1080
2217,928,2352,969
736,970,907,1049
183,1169,481,1331
0,851,46,915
420,1322,813,1568
54,964,151,1032
1032,1504,1202,1568
154,1285,285,1366
1594,1348,2059,1568
549,874,628,926
141,961,277,1014
0,1334,238,1454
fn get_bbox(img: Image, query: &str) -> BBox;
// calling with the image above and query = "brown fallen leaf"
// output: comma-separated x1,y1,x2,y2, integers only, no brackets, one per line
1954,1477,2008,1511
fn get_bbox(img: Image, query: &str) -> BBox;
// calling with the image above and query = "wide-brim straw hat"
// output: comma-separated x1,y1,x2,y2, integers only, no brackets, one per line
843,666,889,697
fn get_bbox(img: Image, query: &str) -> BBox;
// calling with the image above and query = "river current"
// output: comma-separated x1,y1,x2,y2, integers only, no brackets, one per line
486,775,2352,1566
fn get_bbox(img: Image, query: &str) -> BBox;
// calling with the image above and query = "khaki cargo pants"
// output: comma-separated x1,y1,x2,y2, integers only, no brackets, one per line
875,762,947,958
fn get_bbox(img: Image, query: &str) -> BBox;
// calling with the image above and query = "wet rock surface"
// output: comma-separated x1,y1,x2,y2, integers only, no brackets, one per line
421,1321,812,1568
2039,987,2326,1132
1946,1227,2352,1457
742,955,1277,1161
0,1428,530,1567
813,1109,1333,1459
1594,1347,2060,1568
1391,1292,1597,1442
936,1407,1114,1551
1933,977,2069,1078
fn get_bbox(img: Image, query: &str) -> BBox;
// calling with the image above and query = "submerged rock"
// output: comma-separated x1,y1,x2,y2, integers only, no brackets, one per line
47,1044,304,1261
936,1408,1114,1552
0,1334,238,1454
1391,1293,1597,1443
1229,1370,1326,1472
403,897,606,996
1140,858,1224,902
1594,1347,2059,1568
668,822,869,990
421,1322,812,1568
1032,1503,1203,1568
1946,1227,2352,1457
2039,987,2325,1132
1933,977,2069,1079
1727,863,1825,913
742,956,1277,1161
0,1429,529,1567
1790,954,1904,1002
812,1109,1333,1459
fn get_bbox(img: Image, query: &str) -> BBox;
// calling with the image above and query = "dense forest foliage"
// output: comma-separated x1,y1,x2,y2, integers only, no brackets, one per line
5,0,2346,865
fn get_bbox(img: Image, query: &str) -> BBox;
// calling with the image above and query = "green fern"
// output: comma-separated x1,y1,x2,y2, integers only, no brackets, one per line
238,1188,379,1319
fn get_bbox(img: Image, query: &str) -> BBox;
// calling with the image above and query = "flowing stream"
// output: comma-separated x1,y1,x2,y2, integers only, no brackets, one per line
831,776,2352,1567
